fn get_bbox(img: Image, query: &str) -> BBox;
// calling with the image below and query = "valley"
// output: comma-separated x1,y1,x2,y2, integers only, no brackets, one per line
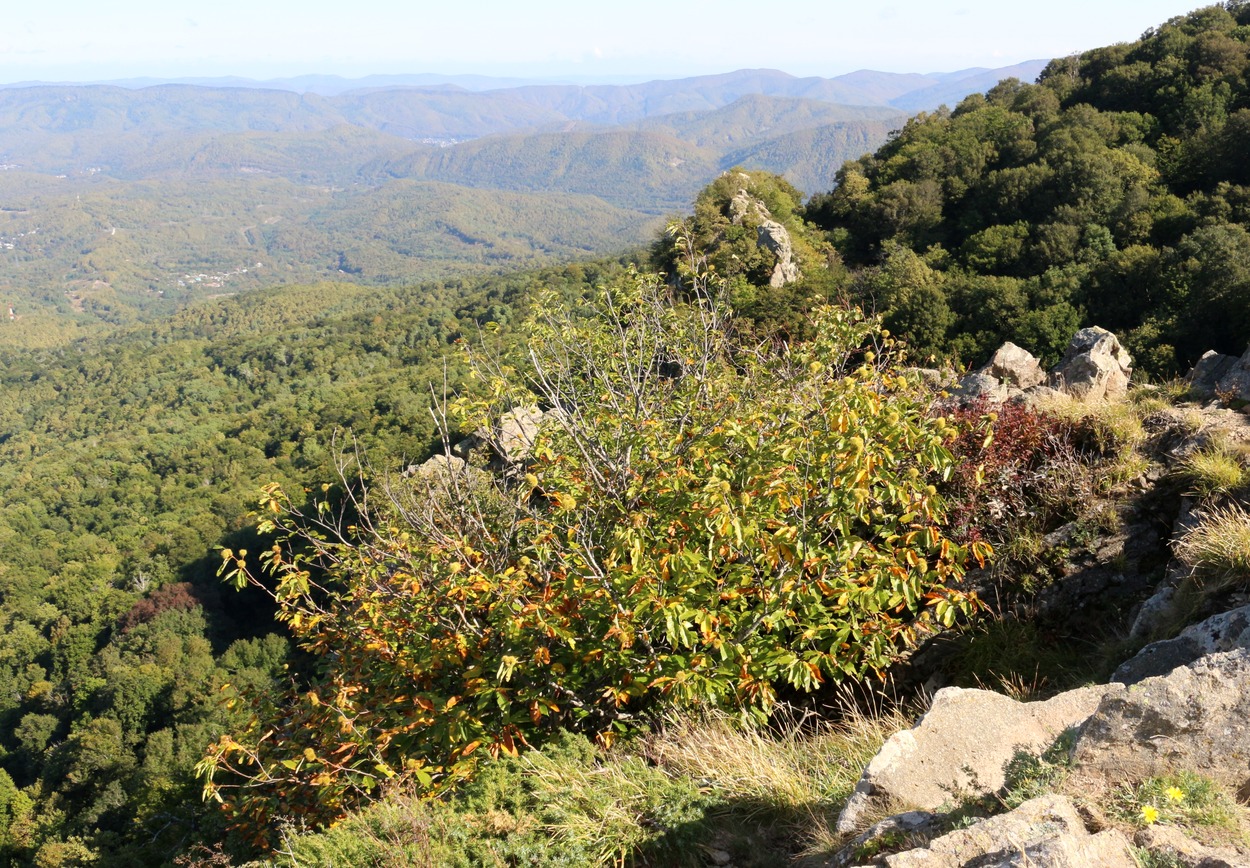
0,63,1045,335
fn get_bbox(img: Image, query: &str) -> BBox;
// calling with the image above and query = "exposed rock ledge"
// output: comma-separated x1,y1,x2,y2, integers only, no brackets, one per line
833,611,1250,867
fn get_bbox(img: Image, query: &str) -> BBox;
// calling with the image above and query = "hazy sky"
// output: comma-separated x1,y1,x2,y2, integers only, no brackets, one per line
0,0,1211,83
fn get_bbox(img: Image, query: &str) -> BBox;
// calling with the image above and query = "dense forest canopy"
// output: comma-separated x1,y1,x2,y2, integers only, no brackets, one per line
0,259,627,864
808,1,1250,375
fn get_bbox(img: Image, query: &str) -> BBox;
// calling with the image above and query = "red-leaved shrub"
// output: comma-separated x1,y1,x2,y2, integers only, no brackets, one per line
942,398,1079,545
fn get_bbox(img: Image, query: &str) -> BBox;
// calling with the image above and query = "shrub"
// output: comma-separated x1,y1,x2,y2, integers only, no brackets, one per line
203,268,985,840
275,731,713,868
941,398,1081,548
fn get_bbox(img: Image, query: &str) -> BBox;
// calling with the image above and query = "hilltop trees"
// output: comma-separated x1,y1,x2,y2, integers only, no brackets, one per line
809,2,1250,373
653,168,846,338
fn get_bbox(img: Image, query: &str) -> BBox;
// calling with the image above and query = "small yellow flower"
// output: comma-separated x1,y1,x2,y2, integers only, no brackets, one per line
1141,805,1160,824
1165,786,1185,803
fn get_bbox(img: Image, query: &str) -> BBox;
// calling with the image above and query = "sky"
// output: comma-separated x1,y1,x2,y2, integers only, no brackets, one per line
0,0,1213,84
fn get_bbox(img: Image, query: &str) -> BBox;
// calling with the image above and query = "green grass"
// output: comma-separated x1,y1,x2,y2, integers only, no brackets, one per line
1035,393,1150,491
271,706,910,867
938,617,1104,700
1109,771,1244,836
999,729,1077,809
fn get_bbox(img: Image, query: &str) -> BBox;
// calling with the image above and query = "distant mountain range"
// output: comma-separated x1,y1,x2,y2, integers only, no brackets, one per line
0,62,1049,107
0,61,1051,325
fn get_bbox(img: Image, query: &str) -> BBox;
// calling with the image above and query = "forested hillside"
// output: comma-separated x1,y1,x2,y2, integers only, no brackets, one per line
810,2,1250,375
0,172,658,333
0,257,628,863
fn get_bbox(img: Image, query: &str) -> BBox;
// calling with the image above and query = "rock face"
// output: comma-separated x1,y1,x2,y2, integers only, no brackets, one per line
445,404,551,472
1187,346,1250,401
495,405,544,466
953,342,1046,404
1133,825,1247,868
835,684,1109,834
403,453,468,479
1073,649,1250,793
727,184,801,287
1187,350,1240,395
1115,604,1250,684
1049,326,1133,402
879,794,1136,868
952,370,1016,403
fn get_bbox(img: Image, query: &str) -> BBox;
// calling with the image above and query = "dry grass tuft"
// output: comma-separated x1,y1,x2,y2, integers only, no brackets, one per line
1178,443,1248,500
1175,503,1250,594
645,703,911,856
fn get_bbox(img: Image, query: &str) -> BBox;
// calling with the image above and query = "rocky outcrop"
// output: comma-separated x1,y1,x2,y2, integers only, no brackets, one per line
952,370,1016,404
877,795,1136,867
835,367,1250,867
727,183,801,287
403,453,470,479
446,404,553,471
836,651,1250,865
1072,649,1250,793
984,342,1047,390
1190,347,1250,401
728,186,767,224
1049,327,1133,402
1186,346,1250,402
952,327,1133,407
495,405,545,466
835,684,1109,834
1133,825,1248,867
953,342,1047,404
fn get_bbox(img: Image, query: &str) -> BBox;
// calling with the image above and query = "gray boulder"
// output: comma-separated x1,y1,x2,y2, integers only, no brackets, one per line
1134,825,1249,868
878,794,1136,867
1187,350,1240,397
757,219,801,287
404,453,467,479
1116,605,1250,684
495,405,544,466
1211,347,1250,402
951,342,1043,405
952,370,1015,403
836,684,1109,834
984,342,1046,389
831,811,938,868
1049,327,1133,402
728,185,767,224
727,183,801,287
1073,649,1250,792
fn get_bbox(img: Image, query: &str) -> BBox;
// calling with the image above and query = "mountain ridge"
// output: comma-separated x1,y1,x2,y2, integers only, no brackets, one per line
0,62,1049,108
